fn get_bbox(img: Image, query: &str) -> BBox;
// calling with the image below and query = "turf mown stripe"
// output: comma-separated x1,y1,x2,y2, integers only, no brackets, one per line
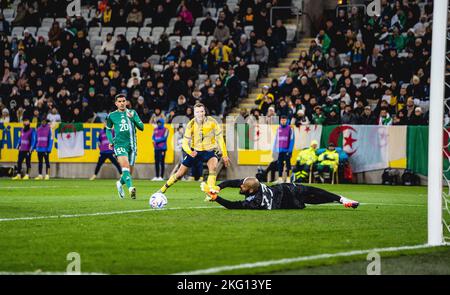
0,206,222,222
173,244,450,275
0,202,424,222
0,272,107,275
0,202,425,222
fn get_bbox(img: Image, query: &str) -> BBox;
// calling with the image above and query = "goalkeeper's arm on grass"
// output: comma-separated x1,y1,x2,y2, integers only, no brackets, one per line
202,179,255,209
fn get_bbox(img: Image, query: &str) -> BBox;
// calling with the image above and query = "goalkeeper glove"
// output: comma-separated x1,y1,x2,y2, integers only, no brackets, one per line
204,191,218,202
200,182,221,194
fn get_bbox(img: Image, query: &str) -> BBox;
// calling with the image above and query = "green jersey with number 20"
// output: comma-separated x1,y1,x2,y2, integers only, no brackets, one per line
106,109,144,149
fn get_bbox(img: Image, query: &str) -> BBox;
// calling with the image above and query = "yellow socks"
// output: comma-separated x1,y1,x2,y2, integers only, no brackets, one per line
207,172,216,187
160,174,178,193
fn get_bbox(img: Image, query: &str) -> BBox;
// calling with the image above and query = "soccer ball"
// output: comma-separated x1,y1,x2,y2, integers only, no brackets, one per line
149,192,168,209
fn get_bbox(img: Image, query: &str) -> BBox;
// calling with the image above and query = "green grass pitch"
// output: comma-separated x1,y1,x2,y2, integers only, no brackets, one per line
0,179,449,275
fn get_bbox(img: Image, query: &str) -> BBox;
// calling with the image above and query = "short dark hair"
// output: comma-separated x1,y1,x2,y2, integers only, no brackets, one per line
115,94,127,101
193,102,206,109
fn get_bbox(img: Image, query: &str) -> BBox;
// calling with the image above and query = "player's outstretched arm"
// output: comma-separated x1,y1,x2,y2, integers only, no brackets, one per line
215,196,247,209
218,179,243,189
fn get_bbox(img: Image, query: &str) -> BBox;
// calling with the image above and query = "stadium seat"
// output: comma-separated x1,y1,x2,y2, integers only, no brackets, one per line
181,36,192,47
114,27,127,36
285,24,297,43
338,53,349,65
169,17,177,27
351,74,363,85
205,8,217,17
196,36,206,45
89,27,101,37
101,27,114,35
206,35,215,46
1,8,14,19
126,35,135,43
96,54,107,64
153,64,164,72
25,27,37,36
195,17,205,26
365,74,377,83
197,74,208,84
228,3,238,12
148,54,161,65
81,8,90,19
127,27,139,33
93,45,103,56
165,26,174,35
55,18,66,28
89,8,97,18
169,36,181,48
144,18,152,27
90,36,102,49
247,64,260,86
126,31,138,40
11,27,24,38
139,27,152,38
36,28,50,38
209,74,219,83
191,26,200,36
41,18,54,27
152,27,165,36
100,31,111,39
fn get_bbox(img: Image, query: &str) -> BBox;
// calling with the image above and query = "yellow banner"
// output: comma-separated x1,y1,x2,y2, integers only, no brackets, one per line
0,123,174,164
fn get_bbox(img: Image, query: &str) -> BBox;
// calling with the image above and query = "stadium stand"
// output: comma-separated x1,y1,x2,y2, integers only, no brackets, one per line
0,0,433,127
233,0,433,126
0,0,299,124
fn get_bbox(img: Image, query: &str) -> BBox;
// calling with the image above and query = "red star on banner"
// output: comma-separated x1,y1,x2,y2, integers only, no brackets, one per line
304,126,311,133
344,133,357,148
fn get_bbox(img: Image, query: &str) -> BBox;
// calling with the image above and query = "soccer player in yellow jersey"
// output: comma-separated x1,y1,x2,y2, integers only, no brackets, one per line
158,103,229,194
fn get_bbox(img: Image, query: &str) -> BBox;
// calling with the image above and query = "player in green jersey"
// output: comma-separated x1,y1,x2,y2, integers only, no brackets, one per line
106,94,144,199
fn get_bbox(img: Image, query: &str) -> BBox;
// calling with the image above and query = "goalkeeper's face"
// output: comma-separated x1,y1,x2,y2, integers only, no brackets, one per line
239,184,249,195
239,177,260,196
194,106,206,122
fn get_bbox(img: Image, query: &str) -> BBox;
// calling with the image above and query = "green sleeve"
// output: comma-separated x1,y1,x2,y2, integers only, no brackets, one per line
106,128,114,145
105,114,114,144
106,114,113,129
132,110,144,131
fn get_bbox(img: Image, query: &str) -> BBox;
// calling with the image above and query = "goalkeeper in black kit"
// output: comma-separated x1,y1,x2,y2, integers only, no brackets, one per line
200,177,359,210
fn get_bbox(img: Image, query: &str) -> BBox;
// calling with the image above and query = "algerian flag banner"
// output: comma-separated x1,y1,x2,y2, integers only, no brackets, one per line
57,123,84,158
341,125,389,173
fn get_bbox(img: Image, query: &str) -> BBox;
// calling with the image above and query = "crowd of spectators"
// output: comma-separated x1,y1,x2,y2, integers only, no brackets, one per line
244,0,433,126
0,0,293,124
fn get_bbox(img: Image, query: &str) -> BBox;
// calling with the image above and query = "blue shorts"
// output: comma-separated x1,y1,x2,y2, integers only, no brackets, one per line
182,151,218,168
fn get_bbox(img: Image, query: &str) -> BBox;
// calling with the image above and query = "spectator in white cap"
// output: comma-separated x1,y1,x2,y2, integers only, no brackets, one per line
1,108,10,124
292,108,310,126
410,107,428,125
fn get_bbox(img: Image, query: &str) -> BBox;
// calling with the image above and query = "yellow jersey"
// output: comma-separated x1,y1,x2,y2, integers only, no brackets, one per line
296,147,318,166
182,116,228,157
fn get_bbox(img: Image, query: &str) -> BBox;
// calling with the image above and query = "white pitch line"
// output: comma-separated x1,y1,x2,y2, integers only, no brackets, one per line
173,243,450,275
0,271,107,275
0,186,82,189
0,206,221,222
